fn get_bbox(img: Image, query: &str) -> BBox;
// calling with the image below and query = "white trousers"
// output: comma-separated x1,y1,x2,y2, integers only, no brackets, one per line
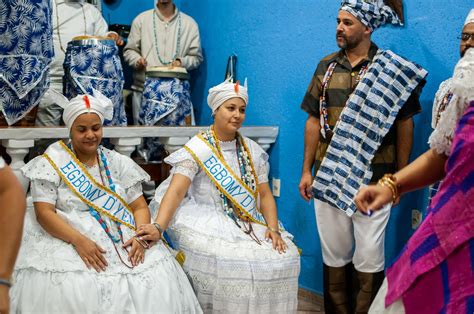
314,199,391,272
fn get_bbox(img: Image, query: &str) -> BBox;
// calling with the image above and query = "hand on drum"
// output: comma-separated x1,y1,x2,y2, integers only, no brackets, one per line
171,59,182,67
107,32,124,46
136,58,147,70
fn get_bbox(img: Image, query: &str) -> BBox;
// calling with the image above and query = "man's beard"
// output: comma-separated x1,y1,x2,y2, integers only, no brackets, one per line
336,32,363,50
461,46,473,58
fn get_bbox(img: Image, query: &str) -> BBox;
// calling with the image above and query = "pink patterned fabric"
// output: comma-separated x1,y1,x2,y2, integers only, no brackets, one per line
386,100,474,313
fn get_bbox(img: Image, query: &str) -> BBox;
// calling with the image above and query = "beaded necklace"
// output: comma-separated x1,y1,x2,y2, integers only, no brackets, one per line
205,126,262,244
70,144,133,269
152,10,182,65
55,1,87,53
319,61,368,138
434,92,453,127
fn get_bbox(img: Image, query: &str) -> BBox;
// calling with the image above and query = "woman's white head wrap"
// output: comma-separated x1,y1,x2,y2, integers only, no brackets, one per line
465,9,474,26
207,78,248,114
61,89,114,129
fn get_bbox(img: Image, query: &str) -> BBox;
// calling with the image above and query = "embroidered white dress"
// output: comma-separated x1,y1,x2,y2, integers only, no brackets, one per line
151,136,300,313
10,143,202,313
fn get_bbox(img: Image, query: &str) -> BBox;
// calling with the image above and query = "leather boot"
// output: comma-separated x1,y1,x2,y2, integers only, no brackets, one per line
323,263,354,314
353,270,385,313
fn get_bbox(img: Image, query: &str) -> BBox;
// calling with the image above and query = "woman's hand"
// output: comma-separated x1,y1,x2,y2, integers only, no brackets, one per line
72,235,108,272
123,238,145,266
265,229,287,254
135,224,162,248
354,184,393,215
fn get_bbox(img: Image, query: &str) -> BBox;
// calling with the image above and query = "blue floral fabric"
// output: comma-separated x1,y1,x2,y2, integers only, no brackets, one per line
63,40,126,126
0,0,53,125
140,77,192,126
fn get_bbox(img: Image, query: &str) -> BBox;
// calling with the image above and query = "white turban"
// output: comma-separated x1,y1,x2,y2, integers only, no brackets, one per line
62,90,114,129
452,48,474,104
207,78,248,114
465,9,474,26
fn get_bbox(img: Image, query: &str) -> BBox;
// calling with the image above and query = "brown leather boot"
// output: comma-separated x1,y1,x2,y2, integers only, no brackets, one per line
323,263,354,314
353,270,385,313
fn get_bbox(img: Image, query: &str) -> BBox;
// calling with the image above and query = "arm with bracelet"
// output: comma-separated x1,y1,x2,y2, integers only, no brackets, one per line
259,182,287,254
135,174,192,247
354,148,447,214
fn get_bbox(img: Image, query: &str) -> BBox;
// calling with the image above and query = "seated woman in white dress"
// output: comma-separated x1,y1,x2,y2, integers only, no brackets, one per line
10,92,202,313
136,79,301,313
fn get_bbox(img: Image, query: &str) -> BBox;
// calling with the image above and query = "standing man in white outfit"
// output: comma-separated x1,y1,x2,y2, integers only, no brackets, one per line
123,0,203,127
35,0,123,131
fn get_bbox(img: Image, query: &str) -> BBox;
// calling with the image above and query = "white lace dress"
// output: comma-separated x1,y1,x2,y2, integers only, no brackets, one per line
10,145,202,313
151,136,300,313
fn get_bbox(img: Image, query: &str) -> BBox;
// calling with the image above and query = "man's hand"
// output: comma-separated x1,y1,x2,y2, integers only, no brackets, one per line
107,32,124,46
171,59,182,67
136,58,147,70
299,171,314,201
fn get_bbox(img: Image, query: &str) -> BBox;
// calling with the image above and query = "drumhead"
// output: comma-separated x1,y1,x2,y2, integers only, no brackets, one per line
70,35,114,46
146,66,189,80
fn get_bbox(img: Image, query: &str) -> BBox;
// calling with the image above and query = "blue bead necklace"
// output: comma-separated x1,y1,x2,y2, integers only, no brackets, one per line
152,10,182,65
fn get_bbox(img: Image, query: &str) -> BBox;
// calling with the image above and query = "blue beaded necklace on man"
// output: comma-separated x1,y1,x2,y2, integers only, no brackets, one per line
152,9,182,65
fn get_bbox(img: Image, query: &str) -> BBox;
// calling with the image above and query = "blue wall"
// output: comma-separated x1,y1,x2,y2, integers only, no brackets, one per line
102,0,473,294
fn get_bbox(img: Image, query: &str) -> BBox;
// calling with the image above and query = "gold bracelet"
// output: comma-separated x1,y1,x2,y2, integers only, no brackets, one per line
377,174,400,202
267,226,281,235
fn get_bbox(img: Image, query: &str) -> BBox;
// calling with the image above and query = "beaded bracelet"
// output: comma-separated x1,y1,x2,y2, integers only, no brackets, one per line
0,278,12,288
267,226,281,236
377,174,400,202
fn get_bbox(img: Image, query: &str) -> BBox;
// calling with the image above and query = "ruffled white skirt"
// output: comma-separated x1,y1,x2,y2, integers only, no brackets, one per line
166,218,300,313
10,206,202,314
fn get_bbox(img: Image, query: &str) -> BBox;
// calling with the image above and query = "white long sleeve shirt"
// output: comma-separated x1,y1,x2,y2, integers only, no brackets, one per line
50,0,110,91
124,7,203,91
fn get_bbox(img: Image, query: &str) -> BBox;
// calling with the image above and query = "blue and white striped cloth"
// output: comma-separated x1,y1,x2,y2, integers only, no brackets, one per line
340,0,402,30
0,0,53,125
312,50,428,216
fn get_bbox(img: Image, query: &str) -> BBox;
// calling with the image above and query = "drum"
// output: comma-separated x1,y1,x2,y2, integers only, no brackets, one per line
140,66,192,126
63,36,126,126
139,76,193,127
145,66,190,80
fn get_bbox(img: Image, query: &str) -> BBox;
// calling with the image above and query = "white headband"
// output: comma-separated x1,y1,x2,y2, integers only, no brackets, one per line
207,78,248,114
61,90,114,129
